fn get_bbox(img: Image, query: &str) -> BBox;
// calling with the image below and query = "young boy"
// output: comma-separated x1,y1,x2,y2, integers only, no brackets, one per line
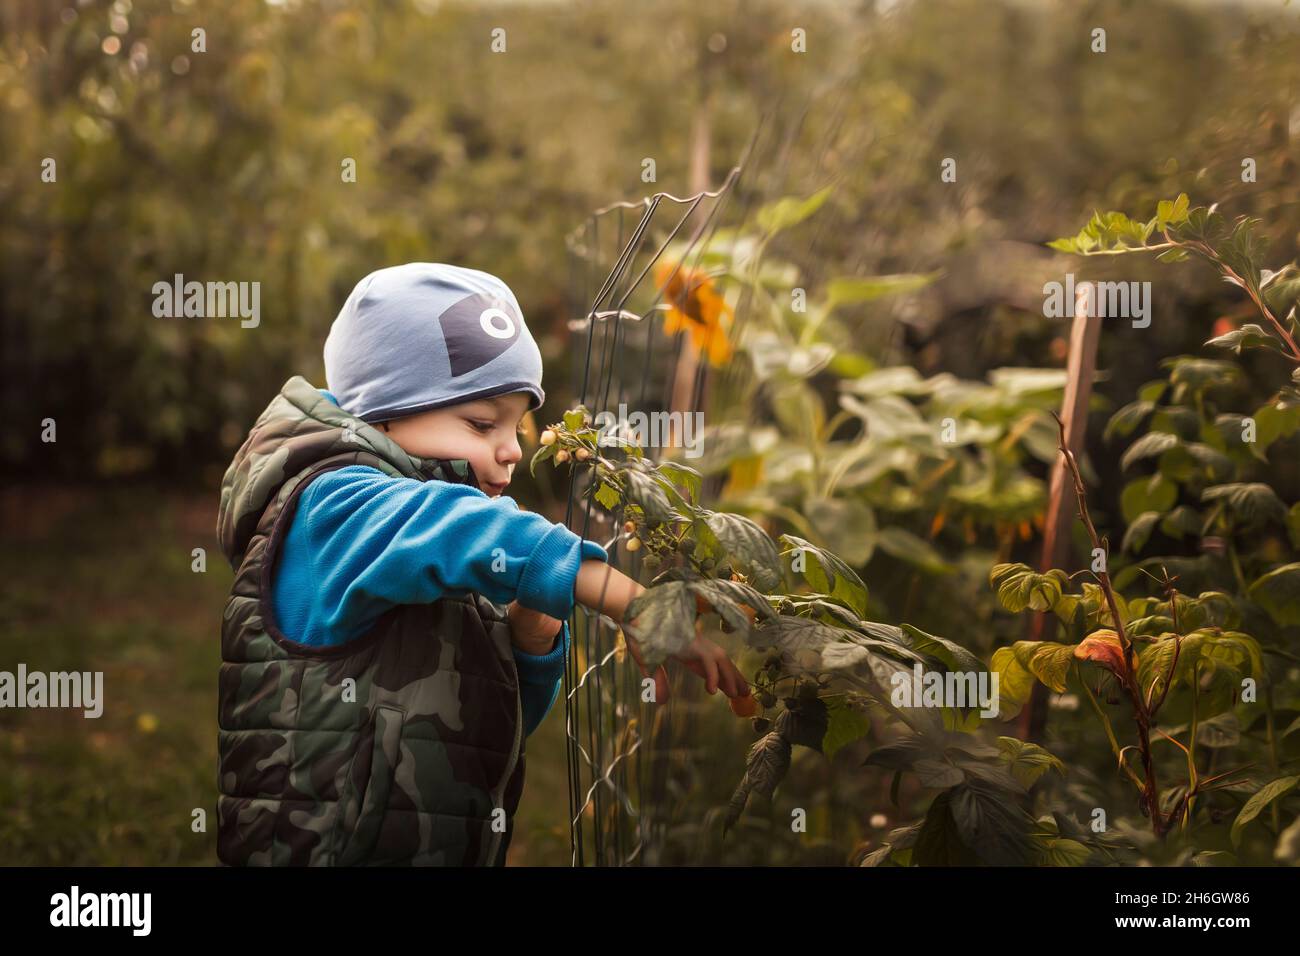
215,262,748,867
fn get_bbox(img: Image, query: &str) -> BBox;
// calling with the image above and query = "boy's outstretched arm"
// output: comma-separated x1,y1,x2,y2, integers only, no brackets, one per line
573,560,751,704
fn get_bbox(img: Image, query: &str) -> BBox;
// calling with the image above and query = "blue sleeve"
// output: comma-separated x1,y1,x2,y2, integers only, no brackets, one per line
279,465,607,646
513,621,571,737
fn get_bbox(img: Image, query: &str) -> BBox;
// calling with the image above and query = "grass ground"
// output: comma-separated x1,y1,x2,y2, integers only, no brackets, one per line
0,483,572,865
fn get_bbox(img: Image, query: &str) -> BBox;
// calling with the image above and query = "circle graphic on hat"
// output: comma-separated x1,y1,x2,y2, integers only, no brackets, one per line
438,292,523,377
479,307,517,339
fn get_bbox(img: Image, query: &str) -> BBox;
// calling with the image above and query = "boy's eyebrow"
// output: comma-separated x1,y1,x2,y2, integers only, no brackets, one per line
460,398,526,420
457,401,501,416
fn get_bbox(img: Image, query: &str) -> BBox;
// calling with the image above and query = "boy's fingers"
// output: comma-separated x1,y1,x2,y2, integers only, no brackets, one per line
623,628,647,669
701,654,719,694
644,662,669,702
723,659,749,698
715,655,738,697
677,651,751,699
623,629,672,702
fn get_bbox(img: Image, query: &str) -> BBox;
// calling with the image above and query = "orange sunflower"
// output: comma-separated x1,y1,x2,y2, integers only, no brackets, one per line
654,260,734,367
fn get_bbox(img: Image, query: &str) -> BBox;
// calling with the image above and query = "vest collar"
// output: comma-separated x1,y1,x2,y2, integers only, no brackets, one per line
279,375,479,489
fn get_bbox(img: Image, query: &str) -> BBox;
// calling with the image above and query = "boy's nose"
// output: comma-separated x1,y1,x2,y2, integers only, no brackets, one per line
499,435,522,465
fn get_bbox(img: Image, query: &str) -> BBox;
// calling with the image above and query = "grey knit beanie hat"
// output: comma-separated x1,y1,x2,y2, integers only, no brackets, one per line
323,262,545,422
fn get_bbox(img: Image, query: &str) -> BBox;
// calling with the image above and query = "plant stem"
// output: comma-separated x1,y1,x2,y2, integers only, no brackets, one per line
1079,667,1146,793
1265,682,1282,833
1185,668,1200,833
1051,412,1167,837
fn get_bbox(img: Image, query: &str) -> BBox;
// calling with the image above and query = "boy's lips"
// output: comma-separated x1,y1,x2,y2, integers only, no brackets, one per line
484,480,509,495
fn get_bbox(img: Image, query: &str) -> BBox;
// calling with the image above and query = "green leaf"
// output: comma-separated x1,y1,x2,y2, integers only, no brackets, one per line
899,623,982,674
1122,511,1162,554
913,790,980,865
1127,614,1175,638
863,735,931,771
1161,712,1241,749
1158,440,1233,484
622,581,696,670
989,563,1069,613
997,737,1066,788
780,534,869,616
1121,431,1180,471
1249,563,1300,626
839,366,933,397
656,461,703,504
562,407,589,432
1162,356,1241,397
1036,836,1091,867
825,272,939,311
764,382,826,442
1252,400,1300,454
1263,266,1300,323
990,641,1077,709
1121,473,1177,523
752,615,901,662
1160,505,1204,540
1183,443,1234,481
876,527,955,574
705,511,783,591
1201,482,1287,528
529,443,556,476
1156,193,1191,229
948,781,1037,865
755,184,833,235
1232,776,1300,848
988,367,1070,398
1205,323,1287,355
622,465,675,524
1138,630,1263,721
1138,379,1169,403
725,732,792,834
915,759,966,789
593,481,620,511
989,646,1034,720
823,697,873,761
805,497,877,567
685,577,774,633
774,698,829,752
1150,404,1201,439
1105,400,1155,441
1022,642,1076,693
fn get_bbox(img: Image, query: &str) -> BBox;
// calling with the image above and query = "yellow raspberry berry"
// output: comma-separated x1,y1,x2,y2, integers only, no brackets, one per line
625,537,642,552
555,449,570,463
540,429,557,446
575,448,591,461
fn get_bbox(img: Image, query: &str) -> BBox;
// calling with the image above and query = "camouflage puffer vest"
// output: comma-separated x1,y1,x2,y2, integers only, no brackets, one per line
215,375,525,866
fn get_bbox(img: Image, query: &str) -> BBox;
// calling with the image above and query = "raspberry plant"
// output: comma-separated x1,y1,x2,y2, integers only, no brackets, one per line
534,407,1099,863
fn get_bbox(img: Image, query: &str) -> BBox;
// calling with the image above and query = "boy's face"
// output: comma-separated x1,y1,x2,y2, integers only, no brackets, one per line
380,392,531,497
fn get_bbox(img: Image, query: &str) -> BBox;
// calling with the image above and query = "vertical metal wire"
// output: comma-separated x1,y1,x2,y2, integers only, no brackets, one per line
559,155,753,865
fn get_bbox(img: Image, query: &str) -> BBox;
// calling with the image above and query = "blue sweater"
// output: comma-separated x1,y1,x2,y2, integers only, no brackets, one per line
270,392,607,737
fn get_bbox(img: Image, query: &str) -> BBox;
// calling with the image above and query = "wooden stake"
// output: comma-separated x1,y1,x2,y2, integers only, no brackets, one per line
1017,283,1102,741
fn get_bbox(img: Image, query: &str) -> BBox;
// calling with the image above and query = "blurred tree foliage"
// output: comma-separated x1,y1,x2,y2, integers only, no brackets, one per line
1,0,1297,485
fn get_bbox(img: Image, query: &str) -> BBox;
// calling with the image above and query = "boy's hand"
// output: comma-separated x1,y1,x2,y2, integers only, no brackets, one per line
573,559,751,705
506,600,563,655
623,619,751,705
